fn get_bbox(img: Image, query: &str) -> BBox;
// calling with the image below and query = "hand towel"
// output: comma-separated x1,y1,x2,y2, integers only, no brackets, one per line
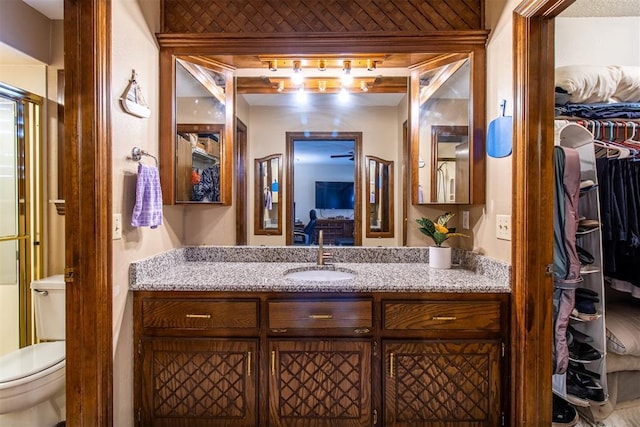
265,189,272,210
131,163,163,229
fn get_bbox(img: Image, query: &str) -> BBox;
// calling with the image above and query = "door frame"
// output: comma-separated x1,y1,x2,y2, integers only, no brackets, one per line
64,0,574,424
511,0,575,425
64,0,113,425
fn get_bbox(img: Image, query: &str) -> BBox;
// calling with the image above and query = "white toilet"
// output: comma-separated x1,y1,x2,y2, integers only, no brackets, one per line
0,275,66,426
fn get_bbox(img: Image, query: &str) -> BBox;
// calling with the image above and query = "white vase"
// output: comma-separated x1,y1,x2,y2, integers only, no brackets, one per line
429,246,452,269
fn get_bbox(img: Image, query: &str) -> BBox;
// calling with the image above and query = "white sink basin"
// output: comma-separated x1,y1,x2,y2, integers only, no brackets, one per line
284,268,355,282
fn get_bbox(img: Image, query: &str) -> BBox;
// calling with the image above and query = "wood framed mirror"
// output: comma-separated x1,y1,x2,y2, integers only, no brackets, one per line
254,154,282,235
410,53,484,205
366,156,393,238
159,53,234,205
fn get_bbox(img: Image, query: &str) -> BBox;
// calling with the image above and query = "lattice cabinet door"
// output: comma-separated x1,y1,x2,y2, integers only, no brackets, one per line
383,340,501,427
268,339,372,427
140,338,258,427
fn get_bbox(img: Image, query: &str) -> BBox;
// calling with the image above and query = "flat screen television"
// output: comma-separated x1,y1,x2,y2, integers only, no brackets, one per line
315,181,355,209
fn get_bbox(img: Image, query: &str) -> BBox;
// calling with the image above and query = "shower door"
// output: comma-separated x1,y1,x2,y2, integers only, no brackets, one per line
0,84,42,356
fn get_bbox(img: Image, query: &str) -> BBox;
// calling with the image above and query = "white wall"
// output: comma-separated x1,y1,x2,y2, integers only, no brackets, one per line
463,0,521,263
555,17,640,67
111,1,183,425
294,163,355,220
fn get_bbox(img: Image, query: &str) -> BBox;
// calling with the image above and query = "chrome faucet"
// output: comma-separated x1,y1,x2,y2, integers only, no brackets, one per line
317,230,333,265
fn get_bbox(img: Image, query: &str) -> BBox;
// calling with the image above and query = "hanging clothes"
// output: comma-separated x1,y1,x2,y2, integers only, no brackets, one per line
597,156,640,298
552,145,582,375
192,164,220,202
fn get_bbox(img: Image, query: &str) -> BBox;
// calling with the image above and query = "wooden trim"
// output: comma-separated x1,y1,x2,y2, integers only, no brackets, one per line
365,156,394,238
235,119,248,245
429,125,469,203
64,0,113,425
285,132,362,246
402,121,408,246
159,49,175,204
254,154,283,236
511,1,575,425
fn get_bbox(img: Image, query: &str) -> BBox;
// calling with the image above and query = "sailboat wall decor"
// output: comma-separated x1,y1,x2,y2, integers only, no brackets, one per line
120,69,151,118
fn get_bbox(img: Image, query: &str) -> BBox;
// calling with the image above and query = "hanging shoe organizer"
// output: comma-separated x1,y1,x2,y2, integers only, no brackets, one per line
553,122,609,419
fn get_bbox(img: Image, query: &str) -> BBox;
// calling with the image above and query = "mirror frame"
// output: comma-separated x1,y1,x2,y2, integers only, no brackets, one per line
254,154,283,235
365,156,394,238
159,53,235,205
410,53,485,205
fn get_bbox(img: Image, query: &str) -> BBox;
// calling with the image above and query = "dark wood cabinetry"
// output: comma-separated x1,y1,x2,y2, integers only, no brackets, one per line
269,339,372,426
140,338,257,426
134,292,508,427
315,219,355,245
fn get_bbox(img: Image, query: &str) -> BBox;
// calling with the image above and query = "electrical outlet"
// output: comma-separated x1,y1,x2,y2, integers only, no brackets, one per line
113,213,122,240
496,214,511,241
462,210,470,229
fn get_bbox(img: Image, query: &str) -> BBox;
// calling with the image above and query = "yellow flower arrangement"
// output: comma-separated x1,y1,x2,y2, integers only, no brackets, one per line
416,212,468,247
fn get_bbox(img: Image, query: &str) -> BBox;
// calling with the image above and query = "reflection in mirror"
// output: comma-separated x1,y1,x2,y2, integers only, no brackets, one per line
431,126,469,203
175,58,228,203
176,124,223,202
255,154,282,235
366,156,393,238
413,55,471,204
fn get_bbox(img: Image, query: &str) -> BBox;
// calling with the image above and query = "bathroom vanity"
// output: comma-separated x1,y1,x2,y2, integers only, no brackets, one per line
131,247,510,427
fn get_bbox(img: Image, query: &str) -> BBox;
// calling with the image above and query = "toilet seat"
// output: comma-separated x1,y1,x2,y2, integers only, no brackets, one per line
0,342,65,387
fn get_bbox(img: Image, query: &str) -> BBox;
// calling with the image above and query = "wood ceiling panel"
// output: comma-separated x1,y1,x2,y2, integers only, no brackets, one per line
162,0,483,33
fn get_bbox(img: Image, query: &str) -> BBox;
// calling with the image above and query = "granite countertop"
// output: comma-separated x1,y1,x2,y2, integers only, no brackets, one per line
129,246,511,293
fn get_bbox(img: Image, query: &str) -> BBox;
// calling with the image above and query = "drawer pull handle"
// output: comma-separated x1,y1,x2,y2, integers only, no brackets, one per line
185,314,211,319
247,351,252,377
309,314,333,319
432,316,457,321
389,352,395,378
271,328,288,333
271,351,276,376
354,328,370,334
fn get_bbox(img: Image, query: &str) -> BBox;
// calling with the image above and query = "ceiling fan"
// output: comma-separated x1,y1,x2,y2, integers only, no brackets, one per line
330,151,354,161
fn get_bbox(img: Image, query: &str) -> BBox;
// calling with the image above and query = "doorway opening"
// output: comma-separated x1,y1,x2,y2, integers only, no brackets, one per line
0,83,43,356
285,131,362,246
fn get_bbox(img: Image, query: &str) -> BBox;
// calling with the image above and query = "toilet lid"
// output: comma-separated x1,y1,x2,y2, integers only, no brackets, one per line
0,341,65,383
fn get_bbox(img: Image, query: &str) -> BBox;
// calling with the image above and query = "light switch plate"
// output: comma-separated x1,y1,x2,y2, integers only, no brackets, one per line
113,213,122,240
462,210,470,229
496,214,511,241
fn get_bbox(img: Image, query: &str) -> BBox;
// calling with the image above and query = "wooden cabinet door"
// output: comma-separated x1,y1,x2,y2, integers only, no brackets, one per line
269,339,372,427
140,338,257,427
383,340,501,427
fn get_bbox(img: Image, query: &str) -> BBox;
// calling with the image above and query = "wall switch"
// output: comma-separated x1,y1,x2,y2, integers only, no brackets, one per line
462,210,470,229
496,214,511,241
113,213,122,240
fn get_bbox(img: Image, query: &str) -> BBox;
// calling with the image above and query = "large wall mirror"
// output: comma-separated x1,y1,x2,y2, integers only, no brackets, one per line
410,53,484,205
158,36,486,243
366,156,393,238
158,54,234,205
254,154,282,235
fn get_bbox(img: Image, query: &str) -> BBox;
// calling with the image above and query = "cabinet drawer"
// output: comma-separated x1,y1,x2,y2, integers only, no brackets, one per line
269,300,372,330
142,299,258,329
383,301,501,331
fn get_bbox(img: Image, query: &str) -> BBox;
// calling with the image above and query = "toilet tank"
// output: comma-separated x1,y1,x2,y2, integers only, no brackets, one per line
30,275,66,341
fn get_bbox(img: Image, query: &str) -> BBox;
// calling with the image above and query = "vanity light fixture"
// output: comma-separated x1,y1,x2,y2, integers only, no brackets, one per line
291,60,304,85
277,81,285,92
367,59,377,71
341,60,353,86
360,81,369,92
318,80,327,92
268,60,278,72
318,59,327,71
